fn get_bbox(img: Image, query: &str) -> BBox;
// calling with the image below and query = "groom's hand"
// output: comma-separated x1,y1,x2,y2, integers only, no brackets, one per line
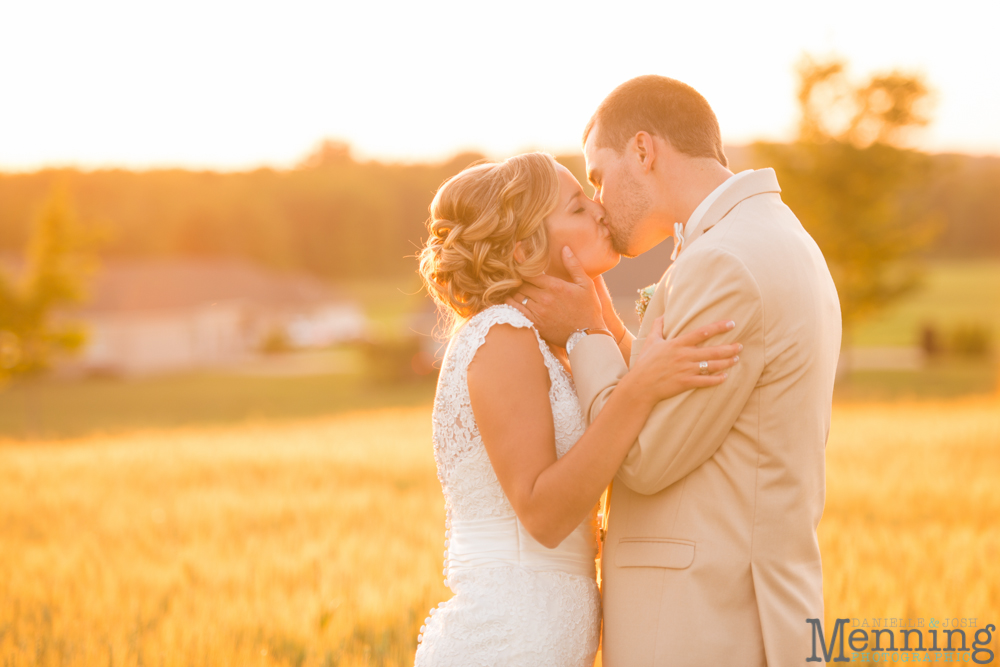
506,246,605,347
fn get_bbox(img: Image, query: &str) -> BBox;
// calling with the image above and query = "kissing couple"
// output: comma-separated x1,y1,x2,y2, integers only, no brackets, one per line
414,75,842,667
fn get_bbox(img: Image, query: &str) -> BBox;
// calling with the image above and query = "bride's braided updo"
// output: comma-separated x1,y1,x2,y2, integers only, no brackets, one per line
418,152,559,331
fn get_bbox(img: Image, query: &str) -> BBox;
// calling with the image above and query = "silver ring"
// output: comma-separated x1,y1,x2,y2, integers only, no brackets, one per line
698,361,709,374
521,297,529,305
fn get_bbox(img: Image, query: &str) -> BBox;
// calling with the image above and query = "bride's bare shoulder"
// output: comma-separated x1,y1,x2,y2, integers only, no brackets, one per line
466,307,548,389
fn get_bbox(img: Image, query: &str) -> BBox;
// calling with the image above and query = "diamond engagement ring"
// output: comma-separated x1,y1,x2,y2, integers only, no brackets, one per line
521,297,529,305
699,361,709,374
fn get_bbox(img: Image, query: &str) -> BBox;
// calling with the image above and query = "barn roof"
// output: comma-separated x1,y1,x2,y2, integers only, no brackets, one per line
74,258,350,313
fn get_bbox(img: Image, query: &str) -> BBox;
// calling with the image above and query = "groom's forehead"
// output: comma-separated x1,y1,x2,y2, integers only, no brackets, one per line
584,128,618,170
583,135,602,179
584,145,615,186
583,125,601,160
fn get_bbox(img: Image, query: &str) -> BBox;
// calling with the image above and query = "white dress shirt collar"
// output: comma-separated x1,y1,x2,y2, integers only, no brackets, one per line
671,169,754,261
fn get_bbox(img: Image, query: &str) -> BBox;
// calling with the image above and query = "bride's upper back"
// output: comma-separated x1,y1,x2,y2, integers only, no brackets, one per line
414,154,586,520
431,304,585,521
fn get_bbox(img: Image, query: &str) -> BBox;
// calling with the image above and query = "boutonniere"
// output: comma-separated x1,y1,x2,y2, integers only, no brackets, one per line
635,283,657,325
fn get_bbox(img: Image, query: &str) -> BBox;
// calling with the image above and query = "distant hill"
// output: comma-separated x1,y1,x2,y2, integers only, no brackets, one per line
1,145,996,298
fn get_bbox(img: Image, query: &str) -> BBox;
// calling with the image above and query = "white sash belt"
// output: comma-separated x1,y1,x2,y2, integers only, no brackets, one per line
447,515,597,580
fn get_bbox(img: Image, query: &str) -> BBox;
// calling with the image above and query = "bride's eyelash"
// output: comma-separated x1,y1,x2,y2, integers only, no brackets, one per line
575,207,586,214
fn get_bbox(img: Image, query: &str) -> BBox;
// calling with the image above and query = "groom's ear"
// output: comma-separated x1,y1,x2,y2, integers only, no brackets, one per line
632,131,656,173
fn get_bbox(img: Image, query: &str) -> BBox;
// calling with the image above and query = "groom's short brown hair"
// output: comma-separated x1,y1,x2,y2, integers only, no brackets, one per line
584,75,728,167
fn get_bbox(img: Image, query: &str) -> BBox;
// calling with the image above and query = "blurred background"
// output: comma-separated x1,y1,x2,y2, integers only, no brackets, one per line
1,2,998,666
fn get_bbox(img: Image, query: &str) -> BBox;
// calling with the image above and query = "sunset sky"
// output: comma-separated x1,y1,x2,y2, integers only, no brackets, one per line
1,0,997,171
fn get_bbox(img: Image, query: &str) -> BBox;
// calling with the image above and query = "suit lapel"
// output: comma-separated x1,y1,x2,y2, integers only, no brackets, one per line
630,169,781,364
682,168,781,250
619,168,770,512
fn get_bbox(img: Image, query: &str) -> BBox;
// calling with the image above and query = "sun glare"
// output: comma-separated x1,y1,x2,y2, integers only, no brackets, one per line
0,0,997,171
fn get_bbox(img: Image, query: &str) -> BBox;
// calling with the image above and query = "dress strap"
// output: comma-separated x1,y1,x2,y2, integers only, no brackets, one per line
464,304,541,352
457,304,568,378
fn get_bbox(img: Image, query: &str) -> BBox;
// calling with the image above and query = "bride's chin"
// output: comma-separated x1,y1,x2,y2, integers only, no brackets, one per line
586,255,620,279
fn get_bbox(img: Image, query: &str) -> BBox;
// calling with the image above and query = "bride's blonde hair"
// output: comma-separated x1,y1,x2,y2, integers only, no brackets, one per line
418,152,559,332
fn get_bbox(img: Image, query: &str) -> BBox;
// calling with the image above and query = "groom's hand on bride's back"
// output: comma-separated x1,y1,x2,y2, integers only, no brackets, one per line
506,246,605,347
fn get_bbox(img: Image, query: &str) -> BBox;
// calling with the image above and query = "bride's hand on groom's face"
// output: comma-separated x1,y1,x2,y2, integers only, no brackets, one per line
592,275,628,342
506,246,605,347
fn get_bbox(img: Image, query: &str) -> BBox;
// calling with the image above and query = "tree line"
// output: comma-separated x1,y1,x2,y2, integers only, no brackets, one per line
0,141,997,285
0,143,485,283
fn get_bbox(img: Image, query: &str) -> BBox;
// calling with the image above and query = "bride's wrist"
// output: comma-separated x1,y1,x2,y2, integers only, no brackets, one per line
619,369,657,410
606,317,627,345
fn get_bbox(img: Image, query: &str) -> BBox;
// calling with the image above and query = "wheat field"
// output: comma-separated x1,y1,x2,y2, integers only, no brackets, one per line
1,397,999,666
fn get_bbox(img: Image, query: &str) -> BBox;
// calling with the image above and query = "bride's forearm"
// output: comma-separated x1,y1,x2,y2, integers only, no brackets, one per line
596,278,634,365
618,328,635,366
521,369,654,547
604,313,634,366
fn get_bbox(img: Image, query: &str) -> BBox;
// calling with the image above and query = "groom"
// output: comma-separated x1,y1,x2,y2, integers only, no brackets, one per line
510,76,842,665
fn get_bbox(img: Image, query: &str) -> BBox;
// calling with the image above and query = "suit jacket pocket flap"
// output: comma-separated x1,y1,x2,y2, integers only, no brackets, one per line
615,538,695,569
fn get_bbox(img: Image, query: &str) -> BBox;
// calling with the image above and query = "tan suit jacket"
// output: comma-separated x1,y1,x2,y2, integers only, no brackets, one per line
570,169,842,666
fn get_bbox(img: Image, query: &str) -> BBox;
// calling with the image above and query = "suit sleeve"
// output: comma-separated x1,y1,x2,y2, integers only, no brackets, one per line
569,246,765,495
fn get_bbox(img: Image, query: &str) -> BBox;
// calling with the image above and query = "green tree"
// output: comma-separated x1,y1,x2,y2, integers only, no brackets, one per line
754,56,942,349
0,185,97,380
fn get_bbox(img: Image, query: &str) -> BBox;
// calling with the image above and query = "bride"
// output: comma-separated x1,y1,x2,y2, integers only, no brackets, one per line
414,152,740,666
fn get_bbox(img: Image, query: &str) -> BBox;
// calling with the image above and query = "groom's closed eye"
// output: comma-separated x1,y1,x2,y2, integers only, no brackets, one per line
587,172,603,199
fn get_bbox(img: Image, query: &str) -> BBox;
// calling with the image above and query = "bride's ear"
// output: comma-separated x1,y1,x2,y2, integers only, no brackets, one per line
512,241,526,265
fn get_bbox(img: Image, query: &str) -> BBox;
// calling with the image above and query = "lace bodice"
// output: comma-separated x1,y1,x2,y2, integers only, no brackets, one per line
415,304,601,666
430,305,587,523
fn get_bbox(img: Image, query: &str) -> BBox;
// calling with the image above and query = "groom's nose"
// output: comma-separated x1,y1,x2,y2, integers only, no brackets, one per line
591,200,607,223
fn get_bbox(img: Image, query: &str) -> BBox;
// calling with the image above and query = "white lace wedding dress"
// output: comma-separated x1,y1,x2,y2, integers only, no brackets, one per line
414,305,602,667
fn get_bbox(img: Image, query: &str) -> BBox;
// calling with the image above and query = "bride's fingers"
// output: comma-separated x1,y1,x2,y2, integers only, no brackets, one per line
693,357,739,375
505,297,534,319
516,283,547,301
561,246,591,288
691,343,743,361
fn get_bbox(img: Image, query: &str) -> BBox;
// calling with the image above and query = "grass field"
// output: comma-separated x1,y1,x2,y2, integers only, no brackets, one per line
834,358,998,401
2,397,999,666
0,410,447,667
0,260,995,664
851,259,1000,348
0,373,437,441
0,361,995,442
